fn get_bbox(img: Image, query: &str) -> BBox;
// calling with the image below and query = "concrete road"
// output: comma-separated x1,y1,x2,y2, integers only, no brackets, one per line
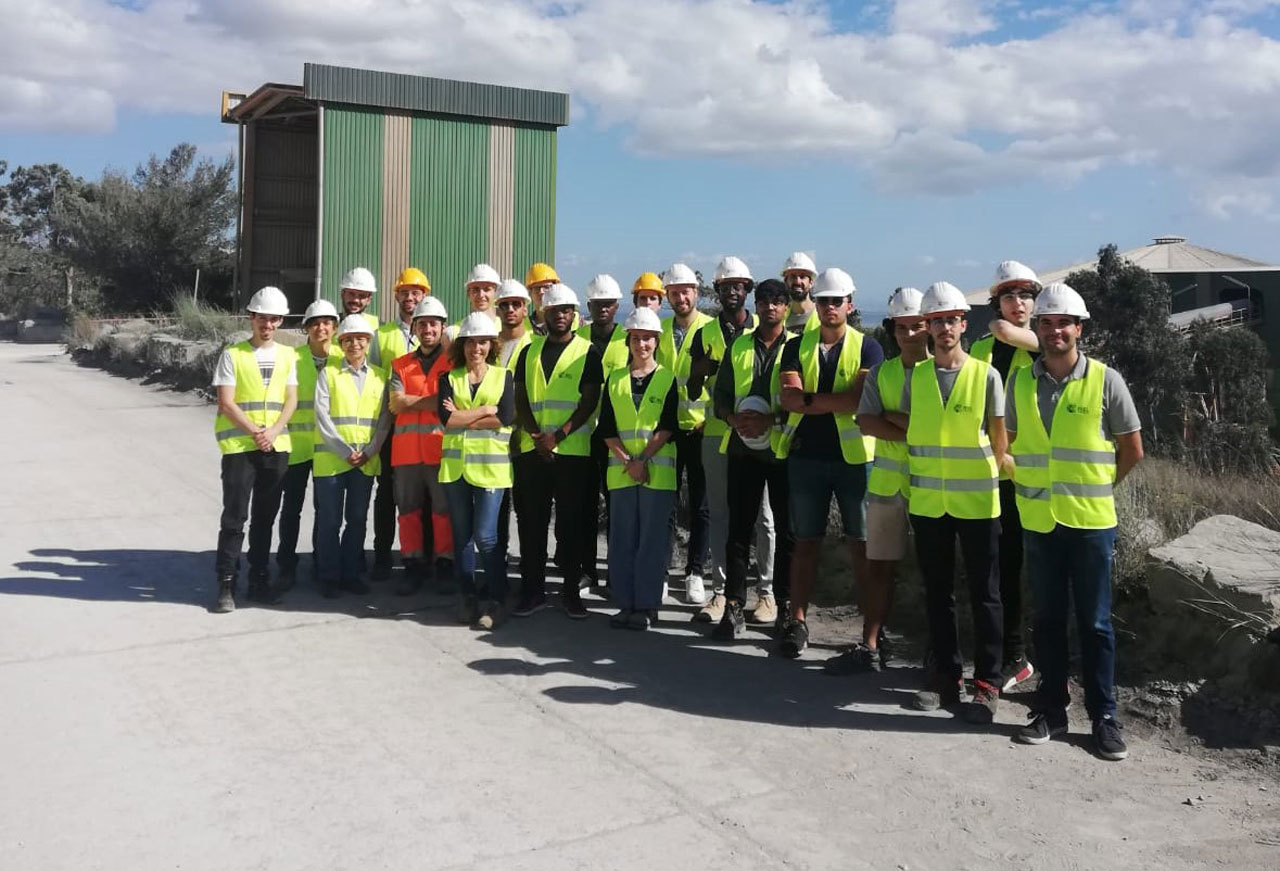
1,342,1276,871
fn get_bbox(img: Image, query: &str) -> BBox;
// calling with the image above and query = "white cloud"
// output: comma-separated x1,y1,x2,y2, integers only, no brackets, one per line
4,0,1280,205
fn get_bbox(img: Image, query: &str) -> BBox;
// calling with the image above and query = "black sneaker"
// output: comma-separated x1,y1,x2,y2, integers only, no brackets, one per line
1016,710,1069,745
512,590,548,617
1092,716,1128,761
626,610,656,631
371,553,394,581
964,679,1000,725
610,609,632,629
245,572,282,605
562,593,589,620
823,642,880,675
711,601,745,640
912,675,964,711
1001,654,1036,692
777,619,809,658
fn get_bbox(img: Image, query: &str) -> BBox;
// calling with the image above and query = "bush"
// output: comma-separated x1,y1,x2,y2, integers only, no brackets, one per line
168,295,242,344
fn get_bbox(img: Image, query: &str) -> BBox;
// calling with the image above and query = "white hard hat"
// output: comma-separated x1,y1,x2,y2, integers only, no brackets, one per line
542,283,579,309
920,281,971,316
811,267,856,299
782,252,817,278
302,299,339,324
496,278,531,302
990,260,1041,295
339,266,377,294
1033,282,1090,320
586,274,622,301
411,297,448,322
715,256,753,284
466,263,501,288
734,395,774,451
663,262,698,288
336,314,376,339
886,287,924,319
456,311,500,339
247,286,289,316
623,308,662,333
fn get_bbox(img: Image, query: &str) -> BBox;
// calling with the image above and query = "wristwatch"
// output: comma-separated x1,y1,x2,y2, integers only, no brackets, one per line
553,428,567,444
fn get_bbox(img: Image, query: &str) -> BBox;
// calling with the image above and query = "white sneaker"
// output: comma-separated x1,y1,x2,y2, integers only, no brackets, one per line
685,573,707,605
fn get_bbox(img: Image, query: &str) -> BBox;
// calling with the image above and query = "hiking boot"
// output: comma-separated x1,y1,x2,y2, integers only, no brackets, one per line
457,595,480,625
912,675,964,712
512,590,548,617
777,619,809,658
1092,716,1128,761
610,609,633,629
711,601,745,640
213,576,236,613
562,592,589,620
750,592,777,625
1001,654,1036,692
965,679,1001,725
693,593,725,623
685,573,707,605
245,571,282,605
395,560,426,597
371,552,394,581
627,610,656,631
823,643,881,675
1017,710,1069,745
434,558,457,595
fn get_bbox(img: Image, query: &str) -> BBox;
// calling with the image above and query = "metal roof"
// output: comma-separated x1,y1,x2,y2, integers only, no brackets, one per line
303,63,569,128
966,236,1279,303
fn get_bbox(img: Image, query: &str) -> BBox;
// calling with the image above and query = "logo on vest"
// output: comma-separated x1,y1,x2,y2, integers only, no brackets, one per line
952,403,973,414
557,371,575,379
1065,403,1093,415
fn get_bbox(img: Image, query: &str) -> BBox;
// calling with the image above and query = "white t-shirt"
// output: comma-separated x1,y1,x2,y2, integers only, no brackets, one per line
212,343,298,388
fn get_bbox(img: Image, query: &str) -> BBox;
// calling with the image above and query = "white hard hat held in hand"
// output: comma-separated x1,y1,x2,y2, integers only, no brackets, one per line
247,286,289,316
734,395,774,451
339,266,378,294
920,282,971,316
1033,283,1090,320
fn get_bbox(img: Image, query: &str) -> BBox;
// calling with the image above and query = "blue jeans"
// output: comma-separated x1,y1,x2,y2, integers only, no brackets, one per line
609,485,677,611
1024,525,1118,720
313,470,375,584
444,481,507,601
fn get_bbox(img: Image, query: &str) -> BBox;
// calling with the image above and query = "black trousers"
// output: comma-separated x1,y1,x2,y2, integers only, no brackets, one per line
725,455,792,606
578,434,609,582
669,429,710,575
276,459,313,570
216,450,289,577
515,452,596,597
910,513,1003,686
373,439,396,559
997,479,1026,661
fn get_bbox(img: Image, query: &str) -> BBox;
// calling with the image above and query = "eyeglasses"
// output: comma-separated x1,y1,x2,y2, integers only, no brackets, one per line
814,297,847,307
497,301,525,310
926,316,964,329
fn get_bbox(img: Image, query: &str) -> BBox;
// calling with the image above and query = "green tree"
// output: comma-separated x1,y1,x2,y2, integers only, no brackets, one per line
0,162,86,315
1182,322,1275,473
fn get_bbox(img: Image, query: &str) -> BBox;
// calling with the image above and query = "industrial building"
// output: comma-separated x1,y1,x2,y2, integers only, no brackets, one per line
222,63,570,320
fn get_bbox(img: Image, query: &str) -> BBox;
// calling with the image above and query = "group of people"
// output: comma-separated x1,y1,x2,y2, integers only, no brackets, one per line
212,252,1143,762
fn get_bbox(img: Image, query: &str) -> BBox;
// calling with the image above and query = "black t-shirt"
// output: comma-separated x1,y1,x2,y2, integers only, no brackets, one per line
436,368,516,427
778,333,884,461
989,336,1040,382
595,370,679,439
512,337,605,387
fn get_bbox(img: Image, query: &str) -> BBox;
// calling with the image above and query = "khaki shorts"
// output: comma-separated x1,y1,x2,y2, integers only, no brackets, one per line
866,493,910,561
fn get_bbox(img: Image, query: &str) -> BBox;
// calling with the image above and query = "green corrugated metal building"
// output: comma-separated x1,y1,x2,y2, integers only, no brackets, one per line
222,63,569,320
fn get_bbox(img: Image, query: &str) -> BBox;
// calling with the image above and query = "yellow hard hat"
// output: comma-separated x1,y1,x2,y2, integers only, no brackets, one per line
395,267,431,294
632,272,666,296
525,262,560,287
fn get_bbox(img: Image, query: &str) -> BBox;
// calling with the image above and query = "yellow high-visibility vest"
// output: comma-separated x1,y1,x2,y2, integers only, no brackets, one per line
696,313,757,439
438,365,513,489
518,334,596,457
723,331,783,455
577,323,629,375
775,327,874,463
866,356,910,501
213,342,295,455
658,312,712,431
313,363,386,478
288,344,342,465
604,366,678,491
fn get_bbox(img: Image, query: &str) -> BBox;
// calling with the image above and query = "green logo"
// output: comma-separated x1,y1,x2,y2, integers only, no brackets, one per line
952,403,973,413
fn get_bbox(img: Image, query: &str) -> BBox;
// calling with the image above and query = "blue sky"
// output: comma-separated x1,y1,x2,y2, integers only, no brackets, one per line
6,0,1280,320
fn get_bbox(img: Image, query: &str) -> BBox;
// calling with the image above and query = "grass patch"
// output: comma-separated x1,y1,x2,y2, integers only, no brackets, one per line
167,296,243,344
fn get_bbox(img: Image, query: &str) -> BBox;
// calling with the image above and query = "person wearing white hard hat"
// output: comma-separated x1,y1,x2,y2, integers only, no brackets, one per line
597,307,679,630
312,314,393,598
774,267,884,657
1007,282,1142,760
687,257,776,625
387,296,456,596
339,266,380,328
275,299,344,590
709,278,794,641
210,286,299,613
656,262,713,604
437,312,516,629
444,263,503,343
897,281,1008,724
782,251,818,336
970,259,1043,690
827,287,932,674
510,283,605,619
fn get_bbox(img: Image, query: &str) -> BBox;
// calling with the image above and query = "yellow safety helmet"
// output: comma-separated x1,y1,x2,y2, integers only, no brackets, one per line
394,267,431,294
525,262,560,287
632,271,666,296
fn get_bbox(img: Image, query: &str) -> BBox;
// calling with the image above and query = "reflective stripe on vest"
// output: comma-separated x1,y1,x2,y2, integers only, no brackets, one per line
313,364,386,478
519,334,595,457
390,349,451,467
658,311,712,432
437,365,513,489
905,357,999,519
696,313,757,438
213,342,294,456
1009,359,1116,532
776,327,874,463
604,366,677,491
722,330,782,456
577,323,630,376
867,355,910,499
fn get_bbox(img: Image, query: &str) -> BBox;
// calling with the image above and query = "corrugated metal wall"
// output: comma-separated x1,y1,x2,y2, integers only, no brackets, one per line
512,126,557,278
319,106,384,308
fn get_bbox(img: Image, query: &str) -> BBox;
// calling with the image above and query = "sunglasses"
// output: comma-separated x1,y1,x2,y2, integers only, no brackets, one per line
497,300,525,310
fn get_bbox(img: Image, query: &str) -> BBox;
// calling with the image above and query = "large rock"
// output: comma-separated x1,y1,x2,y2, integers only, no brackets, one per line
1148,515,1280,625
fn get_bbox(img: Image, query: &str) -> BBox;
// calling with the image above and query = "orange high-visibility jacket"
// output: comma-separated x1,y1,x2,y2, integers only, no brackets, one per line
390,350,452,466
